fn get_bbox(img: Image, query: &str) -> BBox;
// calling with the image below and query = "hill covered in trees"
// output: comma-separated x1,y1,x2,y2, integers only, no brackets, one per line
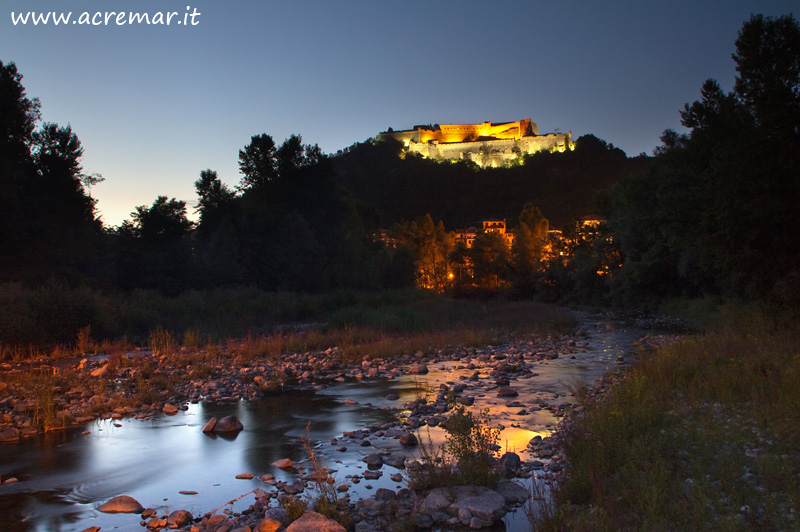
332,134,646,229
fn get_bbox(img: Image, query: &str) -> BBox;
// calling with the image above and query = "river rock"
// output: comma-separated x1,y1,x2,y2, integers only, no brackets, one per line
79,527,101,532
272,458,293,469
256,517,283,532
496,387,518,397
97,495,144,513
399,433,418,447
146,517,167,529
214,415,243,433
451,487,507,524
420,487,452,515
285,510,346,532
363,453,383,468
384,452,407,469
409,364,428,375
90,365,109,378
202,417,217,432
264,506,289,524
497,452,521,476
495,480,530,504
167,509,193,527
363,470,382,480
0,428,20,442
374,488,396,501
162,404,178,415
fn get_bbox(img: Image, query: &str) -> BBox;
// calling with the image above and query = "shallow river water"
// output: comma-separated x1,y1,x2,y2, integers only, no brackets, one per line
0,313,653,532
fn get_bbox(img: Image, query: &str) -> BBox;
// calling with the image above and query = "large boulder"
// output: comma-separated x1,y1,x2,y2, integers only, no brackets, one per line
97,495,145,514
452,488,507,524
497,452,521,476
420,486,508,526
419,487,452,515
495,480,530,504
285,510,346,532
214,416,243,433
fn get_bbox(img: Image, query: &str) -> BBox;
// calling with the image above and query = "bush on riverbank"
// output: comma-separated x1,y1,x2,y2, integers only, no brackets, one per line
409,406,501,490
536,304,800,531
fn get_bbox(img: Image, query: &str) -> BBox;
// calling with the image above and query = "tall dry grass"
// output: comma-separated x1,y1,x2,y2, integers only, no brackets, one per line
538,304,800,531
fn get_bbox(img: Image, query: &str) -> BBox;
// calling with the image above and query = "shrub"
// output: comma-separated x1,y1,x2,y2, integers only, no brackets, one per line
408,405,500,490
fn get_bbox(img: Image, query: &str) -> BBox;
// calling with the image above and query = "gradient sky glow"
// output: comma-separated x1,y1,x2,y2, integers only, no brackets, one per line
2,1,796,226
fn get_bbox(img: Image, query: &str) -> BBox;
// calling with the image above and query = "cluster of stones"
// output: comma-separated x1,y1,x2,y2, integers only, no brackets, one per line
0,332,581,443
88,441,534,532
7,330,593,528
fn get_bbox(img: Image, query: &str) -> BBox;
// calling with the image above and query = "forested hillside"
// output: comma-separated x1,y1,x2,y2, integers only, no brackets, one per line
332,134,647,229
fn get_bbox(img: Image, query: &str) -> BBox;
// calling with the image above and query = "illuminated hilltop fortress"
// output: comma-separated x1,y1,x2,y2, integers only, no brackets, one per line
378,118,573,168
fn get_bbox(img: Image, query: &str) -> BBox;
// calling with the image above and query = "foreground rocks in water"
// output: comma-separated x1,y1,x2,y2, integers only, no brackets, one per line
0,318,648,530
97,495,144,513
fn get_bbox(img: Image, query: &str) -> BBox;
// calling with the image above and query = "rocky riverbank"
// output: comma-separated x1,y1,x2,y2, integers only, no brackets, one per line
1,317,675,531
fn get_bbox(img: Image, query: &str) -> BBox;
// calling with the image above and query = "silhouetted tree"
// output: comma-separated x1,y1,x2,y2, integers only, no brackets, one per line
194,168,236,233
114,196,194,293
0,62,103,283
238,133,278,190
610,14,800,305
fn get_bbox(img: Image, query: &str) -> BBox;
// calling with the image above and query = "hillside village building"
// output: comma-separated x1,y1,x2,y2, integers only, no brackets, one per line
378,119,573,167
455,219,514,249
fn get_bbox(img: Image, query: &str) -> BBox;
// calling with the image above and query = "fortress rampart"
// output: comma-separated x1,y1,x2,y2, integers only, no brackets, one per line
378,119,572,167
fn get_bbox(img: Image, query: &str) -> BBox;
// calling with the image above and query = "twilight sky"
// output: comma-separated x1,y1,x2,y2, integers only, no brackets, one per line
2,1,796,227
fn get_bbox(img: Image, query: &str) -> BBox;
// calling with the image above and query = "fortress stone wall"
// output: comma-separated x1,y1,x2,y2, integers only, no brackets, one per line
378,118,573,167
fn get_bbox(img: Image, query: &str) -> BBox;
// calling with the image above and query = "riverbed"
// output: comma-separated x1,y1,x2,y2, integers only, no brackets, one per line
0,313,655,532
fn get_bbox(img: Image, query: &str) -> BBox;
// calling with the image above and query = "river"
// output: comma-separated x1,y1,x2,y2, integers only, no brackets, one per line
0,313,656,532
